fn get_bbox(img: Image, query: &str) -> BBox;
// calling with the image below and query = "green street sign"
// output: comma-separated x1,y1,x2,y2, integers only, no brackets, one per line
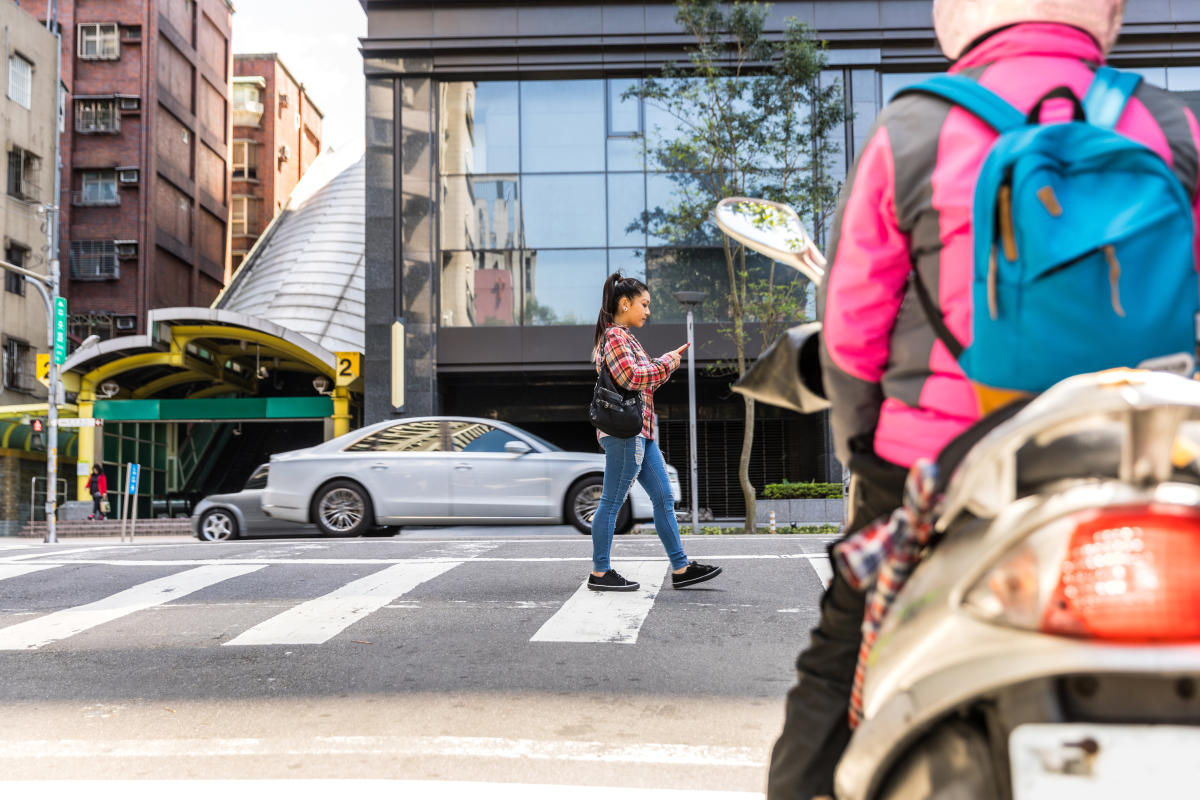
53,297,67,364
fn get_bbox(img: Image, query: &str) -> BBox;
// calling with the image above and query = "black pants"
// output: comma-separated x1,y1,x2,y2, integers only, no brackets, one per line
91,491,103,517
766,456,907,800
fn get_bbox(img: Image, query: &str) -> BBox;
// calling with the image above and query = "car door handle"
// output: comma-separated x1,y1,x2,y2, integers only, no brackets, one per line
454,463,473,471
370,462,388,471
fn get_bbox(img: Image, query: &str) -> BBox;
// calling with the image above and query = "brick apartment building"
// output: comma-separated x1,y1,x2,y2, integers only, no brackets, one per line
231,53,322,270
22,0,233,341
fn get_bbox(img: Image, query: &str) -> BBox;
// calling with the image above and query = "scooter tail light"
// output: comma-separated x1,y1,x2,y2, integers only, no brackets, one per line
963,505,1200,642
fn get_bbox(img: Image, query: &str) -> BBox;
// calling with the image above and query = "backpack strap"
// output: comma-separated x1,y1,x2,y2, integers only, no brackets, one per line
1083,66,1143,130
890,75,1014,360
909,269,965,360
895,75,1026,133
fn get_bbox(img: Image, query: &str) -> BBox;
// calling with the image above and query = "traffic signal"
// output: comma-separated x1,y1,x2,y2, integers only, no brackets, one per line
30,417,44,450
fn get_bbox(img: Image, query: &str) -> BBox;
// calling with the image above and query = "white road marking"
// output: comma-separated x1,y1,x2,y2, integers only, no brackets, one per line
0,564,265,650
0,735,765,769
223,560,466,646
809,555,834,589
0,546,122,562
531,561,667,644
0,780,762,800
4,552,833,568
0,564,59,582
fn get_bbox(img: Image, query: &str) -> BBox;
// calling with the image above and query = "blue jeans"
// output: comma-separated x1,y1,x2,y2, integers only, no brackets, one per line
591,435,689,573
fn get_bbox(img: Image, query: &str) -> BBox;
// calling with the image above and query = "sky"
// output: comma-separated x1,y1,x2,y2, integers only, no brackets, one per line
230,0,367,151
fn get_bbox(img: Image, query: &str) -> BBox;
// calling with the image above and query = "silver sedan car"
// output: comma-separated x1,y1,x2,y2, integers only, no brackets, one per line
262,416,681,537
191,463,316,541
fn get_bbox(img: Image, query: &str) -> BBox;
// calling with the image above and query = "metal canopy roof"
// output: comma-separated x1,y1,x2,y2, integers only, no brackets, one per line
216,142,365,356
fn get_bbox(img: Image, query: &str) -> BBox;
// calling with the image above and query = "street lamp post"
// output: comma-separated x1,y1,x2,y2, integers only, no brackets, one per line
673,290,707,536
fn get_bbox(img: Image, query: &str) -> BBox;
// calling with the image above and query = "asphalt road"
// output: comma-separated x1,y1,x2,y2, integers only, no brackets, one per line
0,531,835,798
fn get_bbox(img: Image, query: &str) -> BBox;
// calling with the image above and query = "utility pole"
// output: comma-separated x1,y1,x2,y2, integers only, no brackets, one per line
40,0,64,543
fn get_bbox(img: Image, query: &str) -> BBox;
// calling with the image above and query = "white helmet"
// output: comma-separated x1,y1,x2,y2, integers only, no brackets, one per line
933,0,1125,61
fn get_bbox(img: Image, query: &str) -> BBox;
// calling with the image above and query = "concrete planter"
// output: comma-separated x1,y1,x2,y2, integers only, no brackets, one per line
755,497,844,526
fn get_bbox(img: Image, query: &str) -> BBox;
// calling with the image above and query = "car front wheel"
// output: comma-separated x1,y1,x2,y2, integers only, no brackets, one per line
566,476,631,536
312,480,374,537
198,508,238,541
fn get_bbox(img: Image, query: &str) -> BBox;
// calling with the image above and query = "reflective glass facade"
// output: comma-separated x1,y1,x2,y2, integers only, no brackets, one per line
437,77,802,328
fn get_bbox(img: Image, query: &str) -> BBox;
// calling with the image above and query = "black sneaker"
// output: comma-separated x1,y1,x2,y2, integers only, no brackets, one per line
587,570,640,592
672,561,722,589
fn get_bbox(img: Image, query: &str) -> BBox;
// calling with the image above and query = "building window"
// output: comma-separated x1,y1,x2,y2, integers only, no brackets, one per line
231,250,247,270
77,170,119,205
233,84,261,110
7,53,32,109
7,148,40,201
75,98,120,132
69,240,119,280
4,244,28,295
77,23,119,60
69,312,114,342
232,141,257,180
2,337,35,394
231,196,258,236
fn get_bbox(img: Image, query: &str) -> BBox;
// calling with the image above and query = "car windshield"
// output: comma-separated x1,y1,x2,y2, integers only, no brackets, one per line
515,428,561,452
243,464,269,490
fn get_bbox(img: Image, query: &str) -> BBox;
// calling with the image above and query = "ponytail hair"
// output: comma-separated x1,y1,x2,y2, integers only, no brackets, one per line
594,272,650,348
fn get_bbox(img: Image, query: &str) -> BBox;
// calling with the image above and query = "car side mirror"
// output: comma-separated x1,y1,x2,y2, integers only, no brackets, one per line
504,440,533,455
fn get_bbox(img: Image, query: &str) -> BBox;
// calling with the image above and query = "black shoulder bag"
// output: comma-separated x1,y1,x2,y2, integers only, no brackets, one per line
588,361,643,438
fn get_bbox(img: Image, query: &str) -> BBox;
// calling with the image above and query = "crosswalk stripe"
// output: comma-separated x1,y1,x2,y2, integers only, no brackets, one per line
0,782,762,800
0,734,764,767
809,555,833,589
530,560,667,644
223,560,465,646
0,564,59,582
0,564,265,651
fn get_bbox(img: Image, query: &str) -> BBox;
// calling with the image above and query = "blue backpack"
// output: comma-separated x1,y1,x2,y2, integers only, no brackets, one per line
899,67,1198,399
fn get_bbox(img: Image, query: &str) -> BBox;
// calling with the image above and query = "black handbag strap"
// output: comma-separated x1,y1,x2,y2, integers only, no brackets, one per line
909,268,964,359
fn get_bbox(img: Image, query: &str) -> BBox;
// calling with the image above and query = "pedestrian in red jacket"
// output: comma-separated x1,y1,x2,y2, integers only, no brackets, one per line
86,464,108,520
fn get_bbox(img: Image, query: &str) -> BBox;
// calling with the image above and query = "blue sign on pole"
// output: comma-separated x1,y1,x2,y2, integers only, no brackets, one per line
127,463,140,495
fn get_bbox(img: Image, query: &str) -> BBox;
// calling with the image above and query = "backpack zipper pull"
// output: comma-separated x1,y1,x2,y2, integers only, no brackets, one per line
988,245,999,320
1104,245,1125,317
998,185,1018,262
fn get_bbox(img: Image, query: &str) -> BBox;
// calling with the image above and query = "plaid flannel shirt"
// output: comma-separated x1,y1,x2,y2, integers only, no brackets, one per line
594,325,680,440
832,458,940,728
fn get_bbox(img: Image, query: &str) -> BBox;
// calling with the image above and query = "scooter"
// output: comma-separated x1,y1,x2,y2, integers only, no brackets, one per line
713,197,1200,799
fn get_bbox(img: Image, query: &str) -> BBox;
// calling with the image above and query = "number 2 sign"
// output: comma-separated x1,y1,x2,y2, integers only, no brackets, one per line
335,352,361,387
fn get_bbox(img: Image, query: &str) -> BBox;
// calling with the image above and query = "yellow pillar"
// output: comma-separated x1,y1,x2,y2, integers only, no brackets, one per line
75,393,96,500
332,386,352,438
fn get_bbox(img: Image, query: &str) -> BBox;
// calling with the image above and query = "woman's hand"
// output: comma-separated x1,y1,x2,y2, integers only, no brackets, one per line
672,342,691,358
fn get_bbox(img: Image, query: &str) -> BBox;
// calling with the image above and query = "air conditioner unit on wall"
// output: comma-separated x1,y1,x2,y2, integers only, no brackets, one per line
117,95,140,111
117,168,139,184
115,315,136,331
114,240,137,259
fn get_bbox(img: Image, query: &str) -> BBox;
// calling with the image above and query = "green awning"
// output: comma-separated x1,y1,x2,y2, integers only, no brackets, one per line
93,396,334,421
0,423,79,458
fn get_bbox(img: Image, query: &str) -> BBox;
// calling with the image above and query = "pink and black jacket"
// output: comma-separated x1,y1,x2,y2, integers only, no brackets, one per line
819,23,1200,469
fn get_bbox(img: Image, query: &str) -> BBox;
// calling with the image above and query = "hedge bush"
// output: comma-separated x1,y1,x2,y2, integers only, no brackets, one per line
762,481,843,500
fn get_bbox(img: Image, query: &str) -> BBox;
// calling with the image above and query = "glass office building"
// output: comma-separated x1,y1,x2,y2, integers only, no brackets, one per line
362,1,1200,516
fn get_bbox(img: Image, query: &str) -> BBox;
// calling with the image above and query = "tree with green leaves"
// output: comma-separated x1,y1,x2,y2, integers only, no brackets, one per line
626,0,847,531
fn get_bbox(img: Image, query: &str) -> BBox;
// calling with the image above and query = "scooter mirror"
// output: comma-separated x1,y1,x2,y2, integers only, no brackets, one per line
733,322,830,414
712,197,826,285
